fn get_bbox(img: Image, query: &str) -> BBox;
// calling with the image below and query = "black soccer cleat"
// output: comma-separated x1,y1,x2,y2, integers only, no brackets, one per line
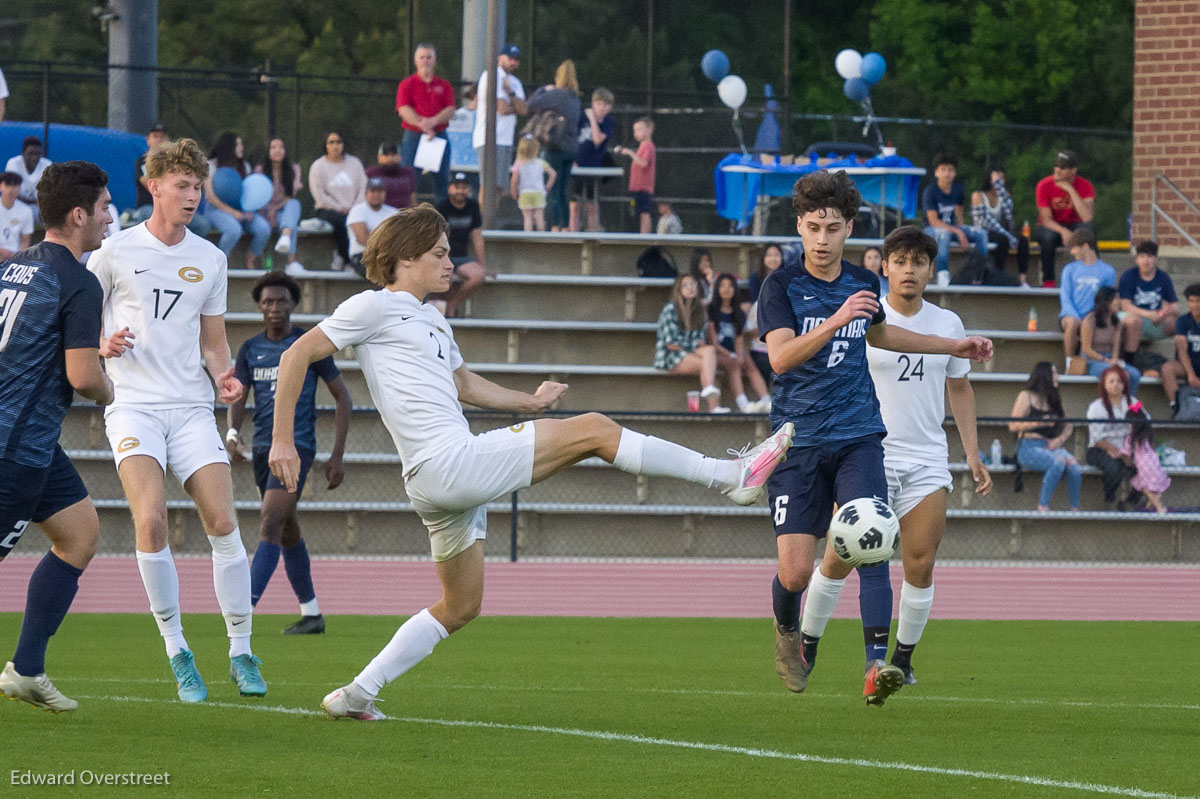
282,614,325,635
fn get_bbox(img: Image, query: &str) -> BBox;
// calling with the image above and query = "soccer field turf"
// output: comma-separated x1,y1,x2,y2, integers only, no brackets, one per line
1,613,1194,798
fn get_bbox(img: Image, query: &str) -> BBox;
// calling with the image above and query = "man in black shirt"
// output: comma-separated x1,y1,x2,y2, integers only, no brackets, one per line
433,172,486,317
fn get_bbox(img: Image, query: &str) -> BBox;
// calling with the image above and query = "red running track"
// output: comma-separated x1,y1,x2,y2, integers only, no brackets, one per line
0,556,1196,621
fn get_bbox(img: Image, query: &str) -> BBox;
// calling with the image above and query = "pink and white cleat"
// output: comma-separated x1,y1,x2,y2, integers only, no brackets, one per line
321,683,386,721
723,422,794,505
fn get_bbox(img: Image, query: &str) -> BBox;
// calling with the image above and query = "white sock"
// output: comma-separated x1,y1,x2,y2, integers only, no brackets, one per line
299,598,321,617
896,581,935,647
209,531,253,643
136,546,188,657
735,394,751,411
800,569,846,639
611,429,738,490
354,608,449,697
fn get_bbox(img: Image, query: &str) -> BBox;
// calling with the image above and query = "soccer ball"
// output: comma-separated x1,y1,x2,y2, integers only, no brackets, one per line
829,497,899,567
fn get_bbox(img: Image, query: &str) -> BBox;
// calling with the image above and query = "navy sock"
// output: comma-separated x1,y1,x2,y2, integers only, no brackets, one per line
891,642,916,672
771,574,802,632
250,541,281,606
857,562,893,662
12,551,82,677
282,539,316,605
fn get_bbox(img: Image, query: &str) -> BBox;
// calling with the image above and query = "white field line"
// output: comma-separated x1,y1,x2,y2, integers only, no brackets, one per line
63,676,1200,713
69,693,1194,799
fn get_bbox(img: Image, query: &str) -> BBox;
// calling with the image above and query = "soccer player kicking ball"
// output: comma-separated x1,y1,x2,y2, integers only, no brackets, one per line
0,162,115,713
758,172,992,705
88,139,266,702
227,272,351,634
268,204,793,721
865,226,992,688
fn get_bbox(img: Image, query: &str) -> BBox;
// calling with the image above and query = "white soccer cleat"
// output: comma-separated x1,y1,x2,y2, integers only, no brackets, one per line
321,682,386,721
723,422,794,505
0,661,78,713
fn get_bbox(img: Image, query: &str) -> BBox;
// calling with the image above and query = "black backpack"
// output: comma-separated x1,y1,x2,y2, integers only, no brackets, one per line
636,246,677,278
951,250,988,285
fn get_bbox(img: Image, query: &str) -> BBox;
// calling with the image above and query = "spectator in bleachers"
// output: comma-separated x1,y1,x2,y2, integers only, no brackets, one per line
309,129,367,272
571,87,615,232
5,136,51,222
1123,402,1170,514
1058,228,1116,365
748,243,783,305
921,153,988,287
1009,361,1081,512
860,245,886,297
689,247,715,304
656,200,682,235
346,177,400,278
396,43,456,204
971,168,1030,286
509,136,555,232
473,44,527,211
1081,287,1141,392
203,132,271,268
1086,365,1137,510
1119,240,1180,369
1164,283,1200,416
130,122,170,225
613,117,656,234
365,142,416,210
253,136,304,273
654,274,726,413
708,273,770,413
527,60,583,233
0,172,33,258
744,245,782,389
433,172,486,317
1033,150,1095,287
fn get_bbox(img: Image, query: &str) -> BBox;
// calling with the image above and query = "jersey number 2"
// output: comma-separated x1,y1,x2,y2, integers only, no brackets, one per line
429,331,445,360
897,355,925,381
0,288,29,352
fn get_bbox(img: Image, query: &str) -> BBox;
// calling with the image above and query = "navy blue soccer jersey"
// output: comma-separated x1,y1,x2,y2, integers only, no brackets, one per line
234,326,340,453
757,257,887,447
0,242,103,468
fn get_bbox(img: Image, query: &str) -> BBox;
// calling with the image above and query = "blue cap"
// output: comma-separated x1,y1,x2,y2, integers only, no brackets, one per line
502,44,520,59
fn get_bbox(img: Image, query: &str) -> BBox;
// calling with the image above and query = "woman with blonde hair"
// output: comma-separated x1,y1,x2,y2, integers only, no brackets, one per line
654,273,727,412
526,60,583,231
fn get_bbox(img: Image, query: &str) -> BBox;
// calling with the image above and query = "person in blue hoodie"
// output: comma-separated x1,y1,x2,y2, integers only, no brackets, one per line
1058,228,1115,364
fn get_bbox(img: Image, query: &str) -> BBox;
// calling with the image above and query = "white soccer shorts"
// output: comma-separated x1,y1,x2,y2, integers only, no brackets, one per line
404,422,536,562
885,460,953,520
104,405,229,485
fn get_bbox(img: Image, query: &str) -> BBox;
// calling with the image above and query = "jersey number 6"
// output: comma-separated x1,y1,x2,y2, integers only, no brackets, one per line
826,341,848,369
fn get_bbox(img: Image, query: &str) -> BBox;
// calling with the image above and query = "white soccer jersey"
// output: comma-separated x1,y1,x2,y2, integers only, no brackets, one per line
866,298,970,467
87,223,228,409
318,288,470,475
0,199,33,252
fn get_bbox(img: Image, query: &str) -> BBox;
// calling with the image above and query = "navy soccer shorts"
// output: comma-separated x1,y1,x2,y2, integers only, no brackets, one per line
767,433,888,536
0,445,89,558
253,447,315,497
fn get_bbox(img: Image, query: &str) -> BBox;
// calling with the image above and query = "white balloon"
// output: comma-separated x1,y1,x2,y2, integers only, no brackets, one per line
717,74,747,110
835,48,863,80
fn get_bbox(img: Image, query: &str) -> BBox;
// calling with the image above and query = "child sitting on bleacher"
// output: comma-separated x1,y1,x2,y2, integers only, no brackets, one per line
1123,401,1170,514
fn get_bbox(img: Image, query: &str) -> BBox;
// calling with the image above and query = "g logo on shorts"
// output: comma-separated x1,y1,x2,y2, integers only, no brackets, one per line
509,423,525,433
178,266,203,283
117,437,140,452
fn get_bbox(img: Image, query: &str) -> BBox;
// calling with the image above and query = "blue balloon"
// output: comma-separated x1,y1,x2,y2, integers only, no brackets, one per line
701,50,730,82
860,52,887,86
211,167,243,210
240,173,274,213
843,77,870,103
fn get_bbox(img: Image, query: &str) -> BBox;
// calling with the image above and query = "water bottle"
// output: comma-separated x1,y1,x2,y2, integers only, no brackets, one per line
1027,306,1038,332
263,253,274,272
990,439,1003,466
1021,219,1031,239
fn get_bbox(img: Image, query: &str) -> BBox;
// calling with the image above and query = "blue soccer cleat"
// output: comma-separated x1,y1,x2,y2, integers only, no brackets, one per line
230,654,267,697
169,649,207,703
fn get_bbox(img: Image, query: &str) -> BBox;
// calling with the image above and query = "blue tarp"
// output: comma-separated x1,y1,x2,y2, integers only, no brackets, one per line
714,152,923,230
0,122,147,213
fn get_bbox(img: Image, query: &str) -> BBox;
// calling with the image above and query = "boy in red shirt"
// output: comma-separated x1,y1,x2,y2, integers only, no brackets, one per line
1033,149,1095,287
615,117,656,234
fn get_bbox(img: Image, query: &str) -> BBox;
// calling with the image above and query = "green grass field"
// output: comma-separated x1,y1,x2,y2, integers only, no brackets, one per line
1,613,1194,798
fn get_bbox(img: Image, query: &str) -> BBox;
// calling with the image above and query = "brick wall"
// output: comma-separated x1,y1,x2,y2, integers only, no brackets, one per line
1132,1,1200,247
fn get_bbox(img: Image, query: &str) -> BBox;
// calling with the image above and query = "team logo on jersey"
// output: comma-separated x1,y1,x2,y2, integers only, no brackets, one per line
117,437,140,452
178,266,203,283
509,423,525,433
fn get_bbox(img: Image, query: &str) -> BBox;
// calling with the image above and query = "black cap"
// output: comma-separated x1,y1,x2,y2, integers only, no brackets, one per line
1055,149,1078,169
451,172,470,184
366,177,386,190
148,121,167,134
378,141,398,156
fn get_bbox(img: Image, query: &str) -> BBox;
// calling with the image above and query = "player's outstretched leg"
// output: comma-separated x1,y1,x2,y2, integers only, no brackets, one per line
529,413,793,505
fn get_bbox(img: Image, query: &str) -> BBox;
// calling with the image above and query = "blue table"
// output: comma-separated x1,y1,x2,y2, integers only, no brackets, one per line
715,153,925,232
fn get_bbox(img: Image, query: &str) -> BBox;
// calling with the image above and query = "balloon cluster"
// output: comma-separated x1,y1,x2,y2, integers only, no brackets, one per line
702,49,746,110
835,49,887,105
212,167,274,212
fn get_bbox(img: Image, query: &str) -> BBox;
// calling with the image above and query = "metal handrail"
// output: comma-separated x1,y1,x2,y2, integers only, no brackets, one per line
1150,173,1200,253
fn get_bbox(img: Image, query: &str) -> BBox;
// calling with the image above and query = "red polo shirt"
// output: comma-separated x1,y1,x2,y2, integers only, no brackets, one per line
395,73,457,133
1035,175,1095,226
